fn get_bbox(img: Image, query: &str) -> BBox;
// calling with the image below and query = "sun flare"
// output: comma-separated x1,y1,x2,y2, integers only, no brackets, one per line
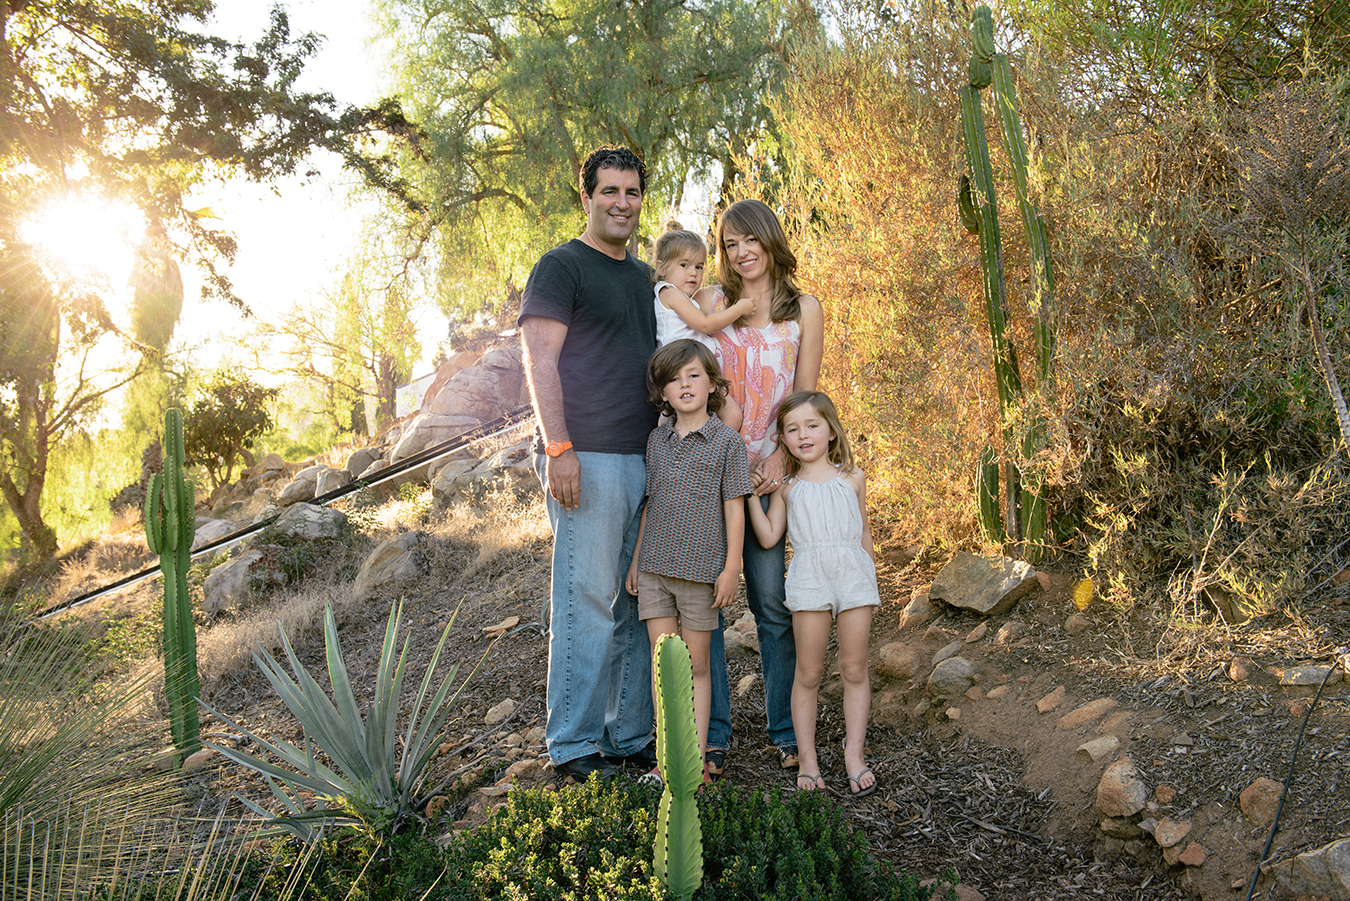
21,195,143,283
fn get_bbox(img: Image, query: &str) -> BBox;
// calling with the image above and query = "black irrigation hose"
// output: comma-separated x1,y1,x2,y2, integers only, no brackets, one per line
1243,652,1347,901
35,405,537,622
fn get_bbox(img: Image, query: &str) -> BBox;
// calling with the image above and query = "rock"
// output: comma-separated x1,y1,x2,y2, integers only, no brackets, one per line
1239,776,1282,827
1036,685,1066,714
1228,656,1256,682
964,686,982,701
272,503,348,540
253,453,286,475
389,413,482,464
1096,757,1147,817
1278,664,1342,686
430,458,483,506
964,621,989,643
1153,817,1191,848
736,674,758,698
875,642,921,680
1177,842,1205,867
1100,816,1143,839
426,346,525,421
464,439,537,500
202,550,265,613
922,623,951,643
428,447,477,480
927,656,977,698
346,447,383,479
180,747,214,775
1269,838,1350,901
993,620,1025,644
1057,698,1118,731
1154,785,1176,804
275,477,317,506
945,706,960,720
353,531,430,598
294,464,324,483
191,518,236,550
485,699,515,726
724,614,760,658
1076,735,1119,762
315,467,352,496
932,638,965,667
1064,613,1091,634
897,591,934,630
928,551,1039,616
986,684,1012,700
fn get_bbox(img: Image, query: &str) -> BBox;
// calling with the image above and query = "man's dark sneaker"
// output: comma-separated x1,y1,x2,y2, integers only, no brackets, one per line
553,753,619,782
617,741,658,772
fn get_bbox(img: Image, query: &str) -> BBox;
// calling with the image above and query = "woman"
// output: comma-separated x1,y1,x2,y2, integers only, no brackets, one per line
695,199,824,774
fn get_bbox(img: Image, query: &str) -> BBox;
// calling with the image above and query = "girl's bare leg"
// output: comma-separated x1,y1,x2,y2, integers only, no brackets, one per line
836,605,875,793
791,610,833,788
682,626,713,757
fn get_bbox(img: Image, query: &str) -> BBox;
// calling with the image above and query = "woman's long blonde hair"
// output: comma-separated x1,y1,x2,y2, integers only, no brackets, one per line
714,199,802,324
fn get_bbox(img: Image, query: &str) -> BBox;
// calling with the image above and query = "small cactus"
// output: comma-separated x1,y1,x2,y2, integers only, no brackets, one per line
144,408,200,765
652,634,702,901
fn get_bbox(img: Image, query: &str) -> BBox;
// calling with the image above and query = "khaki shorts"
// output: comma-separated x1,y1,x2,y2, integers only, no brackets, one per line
637,571,719,631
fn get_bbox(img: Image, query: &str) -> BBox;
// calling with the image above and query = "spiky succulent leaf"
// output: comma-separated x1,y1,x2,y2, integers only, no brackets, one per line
652,634,703,900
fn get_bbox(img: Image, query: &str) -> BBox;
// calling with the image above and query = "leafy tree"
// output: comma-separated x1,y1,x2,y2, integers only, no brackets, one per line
182,369,279,488
260,216,422,434
0,0,417,559
373,0,810,324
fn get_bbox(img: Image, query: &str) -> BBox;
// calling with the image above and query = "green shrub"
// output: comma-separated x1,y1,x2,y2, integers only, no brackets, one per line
242,778,937,901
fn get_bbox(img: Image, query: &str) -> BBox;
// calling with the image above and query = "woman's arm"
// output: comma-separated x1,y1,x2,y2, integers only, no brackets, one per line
661,285,751,336
794,294,825,392
746,486,788,548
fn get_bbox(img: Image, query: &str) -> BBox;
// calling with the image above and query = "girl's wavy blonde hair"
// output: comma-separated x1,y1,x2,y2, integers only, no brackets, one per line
776,390,855,478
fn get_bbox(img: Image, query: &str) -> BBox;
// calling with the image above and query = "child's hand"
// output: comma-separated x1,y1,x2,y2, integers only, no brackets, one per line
731,296,755,316
713,567,739,608
625,561,640,598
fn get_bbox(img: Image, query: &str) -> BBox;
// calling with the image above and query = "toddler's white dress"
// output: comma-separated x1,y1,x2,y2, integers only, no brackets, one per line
784,474,881,616
654,281,716,350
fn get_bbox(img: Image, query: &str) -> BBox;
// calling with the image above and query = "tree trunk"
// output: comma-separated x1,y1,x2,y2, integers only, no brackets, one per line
1299,257,1350,454
1,472,58,560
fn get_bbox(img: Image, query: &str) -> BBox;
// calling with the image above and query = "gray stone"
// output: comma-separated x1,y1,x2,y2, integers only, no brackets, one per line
390,414,482,464
1279,664,1342,686
1097,757,1147,818
875,642,921,680
897,592,934,630
315,466,352,496
253,453,286,474
927,656,977,698
353,531,430,598
463,439,537,500
1076,735,1120,762
994,620,1025,644
202,550,264,613
431,459,483,506
272,503,348,540
192,518,236,550
1099,816,1143,839
275,477,316,506
485,699,516,726
932,638,965,667
1270,838,1350,901
724,613,761,658
428,448,477,481
426,346,525,421
928,551,1039,616
346,447,382,479
294,464,324,483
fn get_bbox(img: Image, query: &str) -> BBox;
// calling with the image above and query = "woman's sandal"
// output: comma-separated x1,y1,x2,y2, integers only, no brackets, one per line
796,772,824,791
778,745,799,769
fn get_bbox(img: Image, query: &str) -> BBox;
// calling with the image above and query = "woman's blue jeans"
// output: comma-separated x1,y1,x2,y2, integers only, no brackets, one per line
535,451,653,765
708,494,796,750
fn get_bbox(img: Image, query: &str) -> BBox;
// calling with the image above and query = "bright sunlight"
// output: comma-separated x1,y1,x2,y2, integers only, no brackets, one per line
20,194,143,284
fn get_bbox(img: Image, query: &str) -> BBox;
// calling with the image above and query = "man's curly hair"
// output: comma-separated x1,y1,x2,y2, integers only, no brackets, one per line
580,145,647,197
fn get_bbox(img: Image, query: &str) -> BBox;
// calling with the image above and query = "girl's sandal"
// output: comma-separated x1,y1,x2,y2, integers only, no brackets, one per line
796,772,824,791
846,768,877,798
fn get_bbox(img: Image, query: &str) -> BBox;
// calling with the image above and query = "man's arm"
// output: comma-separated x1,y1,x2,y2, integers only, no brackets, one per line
521,314,581,510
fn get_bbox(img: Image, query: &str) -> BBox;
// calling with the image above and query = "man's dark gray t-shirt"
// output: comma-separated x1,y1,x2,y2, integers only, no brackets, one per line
519,239,658,455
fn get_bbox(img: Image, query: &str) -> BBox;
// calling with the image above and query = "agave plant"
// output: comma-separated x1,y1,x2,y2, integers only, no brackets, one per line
204,600,482,839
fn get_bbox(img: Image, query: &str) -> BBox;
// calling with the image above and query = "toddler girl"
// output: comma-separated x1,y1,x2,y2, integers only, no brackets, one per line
652,228,751,430
746,390,880,796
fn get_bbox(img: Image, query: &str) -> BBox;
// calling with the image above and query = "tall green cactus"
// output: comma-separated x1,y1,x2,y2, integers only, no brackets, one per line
144,408,200,765
959,3,1056,562
652,634,702,901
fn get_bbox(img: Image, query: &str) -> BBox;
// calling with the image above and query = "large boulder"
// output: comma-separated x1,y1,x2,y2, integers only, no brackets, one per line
353,531,430,598
271,503,348,540
927,656,977,697
346,447,383,479
389,414,481,465
1270,838,1350,901
203,549,265,614
425,345,526,421
192,518,237,550
463,439,536,500
315,466,352,496
275,477,316,506
431,458,483,508
928,551,1039,616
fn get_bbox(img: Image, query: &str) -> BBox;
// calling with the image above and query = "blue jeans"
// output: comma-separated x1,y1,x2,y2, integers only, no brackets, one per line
708,494,796,750
535,452,653,765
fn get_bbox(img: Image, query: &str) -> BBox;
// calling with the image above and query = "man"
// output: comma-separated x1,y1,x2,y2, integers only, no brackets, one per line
518,145,658,780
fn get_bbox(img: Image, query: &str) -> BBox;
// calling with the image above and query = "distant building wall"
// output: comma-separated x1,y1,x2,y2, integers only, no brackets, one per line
396,372,438,419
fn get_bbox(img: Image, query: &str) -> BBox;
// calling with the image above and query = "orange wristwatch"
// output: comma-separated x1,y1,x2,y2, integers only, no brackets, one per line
545,441,573,458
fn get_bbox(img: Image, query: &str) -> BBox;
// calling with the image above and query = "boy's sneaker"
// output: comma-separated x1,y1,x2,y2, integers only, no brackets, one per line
704,748,727,777
638,766,663,787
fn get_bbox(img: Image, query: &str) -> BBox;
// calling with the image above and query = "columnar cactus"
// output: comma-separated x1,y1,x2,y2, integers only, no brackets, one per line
959,3,1056,561
652,634,702,901
144,408,200,765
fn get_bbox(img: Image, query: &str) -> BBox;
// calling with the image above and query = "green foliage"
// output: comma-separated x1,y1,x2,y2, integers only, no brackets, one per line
243,778,933,901
652,635,703,900
183,368,280,489
375,0,808,326
204,601,484,840
144,408,201,766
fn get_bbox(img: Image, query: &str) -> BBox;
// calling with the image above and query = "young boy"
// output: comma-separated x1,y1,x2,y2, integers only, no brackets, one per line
625,339,752,774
